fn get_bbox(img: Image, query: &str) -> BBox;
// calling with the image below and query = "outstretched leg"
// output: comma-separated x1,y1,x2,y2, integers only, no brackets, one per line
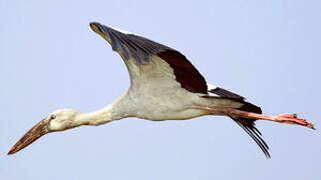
196,106,315,130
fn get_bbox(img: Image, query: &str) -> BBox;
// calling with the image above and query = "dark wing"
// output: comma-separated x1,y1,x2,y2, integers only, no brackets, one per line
157,50,207,93
91,22,170,64
90,22,269,157
90,22,208,94
208,86,245,100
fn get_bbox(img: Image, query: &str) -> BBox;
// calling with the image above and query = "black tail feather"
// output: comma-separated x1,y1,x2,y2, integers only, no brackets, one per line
203,89,270,157
233,119,270,158
233,102,270,158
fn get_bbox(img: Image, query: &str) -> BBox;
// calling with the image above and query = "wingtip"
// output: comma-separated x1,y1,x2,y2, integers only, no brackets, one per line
89,22,100,28
89,22,102,32
89,22,112,44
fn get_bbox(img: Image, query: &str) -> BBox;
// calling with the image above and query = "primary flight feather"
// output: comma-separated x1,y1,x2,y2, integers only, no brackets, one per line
8,22,314,158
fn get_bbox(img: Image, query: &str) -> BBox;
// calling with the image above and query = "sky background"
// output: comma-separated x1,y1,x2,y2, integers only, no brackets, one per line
1,0,321,179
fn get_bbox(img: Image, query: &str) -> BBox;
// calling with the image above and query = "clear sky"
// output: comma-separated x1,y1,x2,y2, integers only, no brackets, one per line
1,0,320,180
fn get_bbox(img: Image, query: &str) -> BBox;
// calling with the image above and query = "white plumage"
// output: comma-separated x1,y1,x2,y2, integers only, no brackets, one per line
8,22,314,158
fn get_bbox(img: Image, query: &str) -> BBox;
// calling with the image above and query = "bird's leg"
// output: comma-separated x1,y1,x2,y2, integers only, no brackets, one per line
196,106,315,130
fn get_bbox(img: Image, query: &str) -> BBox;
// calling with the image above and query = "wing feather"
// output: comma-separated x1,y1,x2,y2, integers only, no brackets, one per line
90,22,208,94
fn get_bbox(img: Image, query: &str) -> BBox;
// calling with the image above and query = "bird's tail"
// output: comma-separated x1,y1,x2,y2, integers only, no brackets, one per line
231,102,270,158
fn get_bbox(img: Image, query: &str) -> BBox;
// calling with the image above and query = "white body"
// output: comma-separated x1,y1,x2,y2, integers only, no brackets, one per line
111,55,242,121
9,23,310,158
48,24,244,130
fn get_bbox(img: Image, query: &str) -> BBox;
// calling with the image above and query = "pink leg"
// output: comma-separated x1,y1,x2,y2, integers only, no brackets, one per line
197,106,315,130
242,112,315,130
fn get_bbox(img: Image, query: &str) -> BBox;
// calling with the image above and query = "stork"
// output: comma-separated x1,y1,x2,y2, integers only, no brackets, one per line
8,22,314,158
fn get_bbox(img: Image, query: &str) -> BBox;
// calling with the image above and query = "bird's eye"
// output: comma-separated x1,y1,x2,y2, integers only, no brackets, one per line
49,114,56,120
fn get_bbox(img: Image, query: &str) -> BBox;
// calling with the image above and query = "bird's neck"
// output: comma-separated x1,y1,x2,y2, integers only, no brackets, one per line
69,92,130,128
76,105,114,126
75,102,126,127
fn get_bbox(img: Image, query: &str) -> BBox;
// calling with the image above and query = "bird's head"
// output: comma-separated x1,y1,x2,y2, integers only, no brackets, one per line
8,109,83,155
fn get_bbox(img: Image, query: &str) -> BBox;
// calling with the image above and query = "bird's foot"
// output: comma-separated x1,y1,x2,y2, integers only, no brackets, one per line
193,106,315,130
272,113,315,130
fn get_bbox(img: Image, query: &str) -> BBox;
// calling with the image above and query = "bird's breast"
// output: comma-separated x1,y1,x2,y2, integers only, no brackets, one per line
122,83,208,121
115,55,209,120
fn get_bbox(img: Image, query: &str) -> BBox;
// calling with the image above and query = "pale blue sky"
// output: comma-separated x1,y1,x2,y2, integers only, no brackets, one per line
1,1,321,179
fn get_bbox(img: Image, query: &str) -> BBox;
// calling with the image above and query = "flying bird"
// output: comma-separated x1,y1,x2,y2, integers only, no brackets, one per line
8,22,314,158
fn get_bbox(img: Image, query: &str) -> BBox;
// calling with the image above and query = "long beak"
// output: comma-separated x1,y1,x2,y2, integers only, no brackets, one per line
8,119,50,155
